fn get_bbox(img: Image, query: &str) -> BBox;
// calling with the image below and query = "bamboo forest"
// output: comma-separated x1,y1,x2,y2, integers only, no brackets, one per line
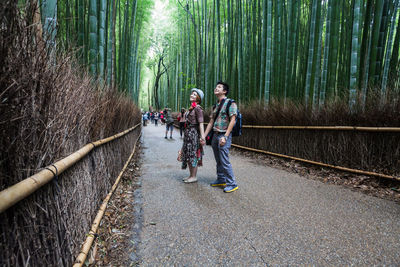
43,0,400,110
2,0,400,266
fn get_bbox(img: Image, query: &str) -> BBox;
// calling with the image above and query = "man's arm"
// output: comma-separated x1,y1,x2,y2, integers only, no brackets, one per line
219,115,236,146
225,115,237,137
204,117,214,137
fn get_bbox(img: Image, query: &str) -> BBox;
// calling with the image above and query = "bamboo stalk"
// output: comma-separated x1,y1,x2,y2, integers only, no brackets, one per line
0,123,141,214
73,132,141,267
231,143,400,182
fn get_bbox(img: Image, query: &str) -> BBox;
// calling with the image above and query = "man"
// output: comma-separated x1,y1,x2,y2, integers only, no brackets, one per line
164,106,174,139
203,81,238,193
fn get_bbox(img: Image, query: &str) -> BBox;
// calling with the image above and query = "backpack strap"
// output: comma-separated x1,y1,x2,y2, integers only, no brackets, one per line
213,98,227,121
225,99,237,117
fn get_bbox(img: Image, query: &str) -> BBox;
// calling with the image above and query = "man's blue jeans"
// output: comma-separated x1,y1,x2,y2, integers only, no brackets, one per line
211,132,237,187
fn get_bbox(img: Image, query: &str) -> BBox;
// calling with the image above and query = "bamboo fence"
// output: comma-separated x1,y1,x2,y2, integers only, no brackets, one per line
0,123,141,214
231,144,400,182
234,125,399,180
241,125,400,132
73,131,141,266
193,121,399,179
201,122,400,132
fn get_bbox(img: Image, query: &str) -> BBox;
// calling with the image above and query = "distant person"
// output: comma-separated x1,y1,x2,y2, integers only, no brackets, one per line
177,108,186,138
180,89,205,183
160,111,165,124
154,112,159,126
142,112,148,126
164,107,174,139
203,81,238,193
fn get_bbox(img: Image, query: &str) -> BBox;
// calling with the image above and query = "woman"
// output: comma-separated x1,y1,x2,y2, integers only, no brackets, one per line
177,108,186,138
180,88,205,183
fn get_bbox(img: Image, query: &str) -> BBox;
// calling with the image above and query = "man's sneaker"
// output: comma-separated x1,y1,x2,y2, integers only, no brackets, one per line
170,136,173,139
210,180,226,187
164,136,167,139
184,177,197,183
224,185,239,193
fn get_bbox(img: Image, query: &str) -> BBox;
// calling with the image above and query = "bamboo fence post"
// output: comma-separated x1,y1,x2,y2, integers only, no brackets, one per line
0,123,141,213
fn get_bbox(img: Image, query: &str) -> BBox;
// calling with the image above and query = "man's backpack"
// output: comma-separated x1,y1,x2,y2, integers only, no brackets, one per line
226,99,242,137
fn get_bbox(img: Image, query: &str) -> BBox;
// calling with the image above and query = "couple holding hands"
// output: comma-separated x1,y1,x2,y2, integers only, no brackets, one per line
179,81,238,193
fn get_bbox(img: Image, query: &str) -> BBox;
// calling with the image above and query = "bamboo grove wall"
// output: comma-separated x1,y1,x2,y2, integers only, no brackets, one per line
233,128,400,176
0,128,141,266
155,0,400,111
0,2,143,264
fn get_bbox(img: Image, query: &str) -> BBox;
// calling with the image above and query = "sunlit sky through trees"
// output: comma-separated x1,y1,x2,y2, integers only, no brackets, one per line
141,0,176,109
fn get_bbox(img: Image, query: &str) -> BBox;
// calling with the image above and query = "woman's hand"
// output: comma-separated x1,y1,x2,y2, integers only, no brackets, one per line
177,149,182,162
200,136,206,146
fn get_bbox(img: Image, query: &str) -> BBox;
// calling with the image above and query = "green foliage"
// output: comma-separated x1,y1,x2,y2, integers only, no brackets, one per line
54,0,400,110
153,0,400,111
54,0,153,102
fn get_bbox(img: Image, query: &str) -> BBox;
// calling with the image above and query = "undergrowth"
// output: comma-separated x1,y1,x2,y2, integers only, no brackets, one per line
239,92,400,127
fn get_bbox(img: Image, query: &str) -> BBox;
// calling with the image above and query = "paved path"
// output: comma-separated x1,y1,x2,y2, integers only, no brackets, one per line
134,124,400,265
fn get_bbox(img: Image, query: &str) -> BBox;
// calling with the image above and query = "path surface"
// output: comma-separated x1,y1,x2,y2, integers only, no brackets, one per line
134,124,400,265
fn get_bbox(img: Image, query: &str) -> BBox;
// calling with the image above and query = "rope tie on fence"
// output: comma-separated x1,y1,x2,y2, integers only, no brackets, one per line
44,164,60,193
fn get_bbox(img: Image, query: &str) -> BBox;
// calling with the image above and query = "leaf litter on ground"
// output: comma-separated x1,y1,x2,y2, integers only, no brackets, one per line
89,146,142,266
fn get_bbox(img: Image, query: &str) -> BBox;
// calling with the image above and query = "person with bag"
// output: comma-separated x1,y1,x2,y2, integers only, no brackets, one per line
177,108,186,138
179,88,205,183
160,111,165,124
203,81,238,193
164,107,174,139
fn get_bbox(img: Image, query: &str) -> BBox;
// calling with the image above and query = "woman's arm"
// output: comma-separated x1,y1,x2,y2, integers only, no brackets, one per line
199,123,205,140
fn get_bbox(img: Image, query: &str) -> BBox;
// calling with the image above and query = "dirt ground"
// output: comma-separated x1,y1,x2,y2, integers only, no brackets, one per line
87,142,399,266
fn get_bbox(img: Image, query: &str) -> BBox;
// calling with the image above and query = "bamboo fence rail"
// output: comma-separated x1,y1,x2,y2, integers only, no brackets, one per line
179,121,399,179
0,123,141,213
73,131,142,267
241,125,400,132
231,143,400,182
199,121,400,132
